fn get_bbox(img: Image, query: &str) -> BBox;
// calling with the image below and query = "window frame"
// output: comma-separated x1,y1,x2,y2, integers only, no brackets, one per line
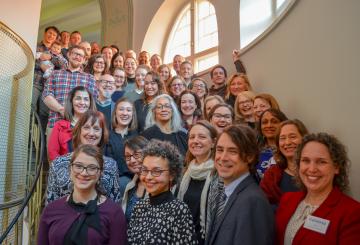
163,0,219,73
239,0,297,53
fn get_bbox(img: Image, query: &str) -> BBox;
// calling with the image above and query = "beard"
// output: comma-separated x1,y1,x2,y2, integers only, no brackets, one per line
69,60,82,69
102,91,112,99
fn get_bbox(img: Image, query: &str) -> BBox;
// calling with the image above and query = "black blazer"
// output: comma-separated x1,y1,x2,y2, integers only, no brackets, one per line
207,175,274,245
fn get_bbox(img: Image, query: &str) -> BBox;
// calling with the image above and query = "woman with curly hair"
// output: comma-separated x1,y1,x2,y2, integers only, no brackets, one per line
276,132,360,244
128,139,197,244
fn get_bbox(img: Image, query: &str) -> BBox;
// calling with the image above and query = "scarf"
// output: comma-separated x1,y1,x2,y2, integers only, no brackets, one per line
63,193,101,245
177,158,214,238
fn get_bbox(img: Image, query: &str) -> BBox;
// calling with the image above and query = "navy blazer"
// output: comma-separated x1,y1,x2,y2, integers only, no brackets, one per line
207,175,274,245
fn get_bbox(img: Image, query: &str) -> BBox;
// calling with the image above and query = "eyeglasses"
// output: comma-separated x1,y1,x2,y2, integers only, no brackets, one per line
71,52,85,58
114,75,125,79
171,83,184,88
192,84,205,88
238,100,253,106
213,113,232,120
94,61,105,65
139,167,169,177
155,104,172,111
71,163,100,176
125,151,142,161
99,80,116,86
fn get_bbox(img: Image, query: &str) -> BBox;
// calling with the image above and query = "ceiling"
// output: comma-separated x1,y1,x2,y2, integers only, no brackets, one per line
37,0,102,43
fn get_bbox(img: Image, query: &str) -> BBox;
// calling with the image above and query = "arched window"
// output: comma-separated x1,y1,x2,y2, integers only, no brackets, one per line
164,0,218,73
240,0,296,49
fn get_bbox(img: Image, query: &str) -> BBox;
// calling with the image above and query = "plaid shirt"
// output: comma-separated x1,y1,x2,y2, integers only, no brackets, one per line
42,69,98,127
33,42,48,87
33,42,68,87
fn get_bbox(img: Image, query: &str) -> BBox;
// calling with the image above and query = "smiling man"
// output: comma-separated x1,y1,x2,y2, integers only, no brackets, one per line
208,65,228,98
42,45,97,140
206,125,274,245
33,26,61,131
180,61,194,87
96,74,116,129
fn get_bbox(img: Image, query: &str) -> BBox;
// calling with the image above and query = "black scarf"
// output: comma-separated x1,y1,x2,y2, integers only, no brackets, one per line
63,193,102,245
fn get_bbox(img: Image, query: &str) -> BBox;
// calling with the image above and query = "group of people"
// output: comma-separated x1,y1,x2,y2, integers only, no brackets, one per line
35,26,360,245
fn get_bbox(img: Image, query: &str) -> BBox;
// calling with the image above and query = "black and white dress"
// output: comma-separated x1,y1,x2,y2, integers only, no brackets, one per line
128,191,198,244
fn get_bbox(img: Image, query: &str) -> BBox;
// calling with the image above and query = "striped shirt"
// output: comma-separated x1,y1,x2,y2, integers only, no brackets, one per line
42,69,97,127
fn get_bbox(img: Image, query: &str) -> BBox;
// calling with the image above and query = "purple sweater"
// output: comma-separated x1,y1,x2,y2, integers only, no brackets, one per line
38,196,127,245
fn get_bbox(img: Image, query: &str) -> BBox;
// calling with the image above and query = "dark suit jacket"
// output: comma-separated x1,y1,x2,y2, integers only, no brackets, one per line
207,175,274,245
276,188,360,245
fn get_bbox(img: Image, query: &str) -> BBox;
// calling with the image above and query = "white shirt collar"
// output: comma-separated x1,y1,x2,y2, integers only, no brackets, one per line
224,172,250,199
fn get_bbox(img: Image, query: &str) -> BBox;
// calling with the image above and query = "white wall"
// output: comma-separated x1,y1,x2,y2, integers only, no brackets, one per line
240,0,360,199
133,0,360,200
1,0,42,55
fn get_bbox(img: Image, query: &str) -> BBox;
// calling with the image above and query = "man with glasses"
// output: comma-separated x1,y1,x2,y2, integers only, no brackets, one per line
96,74,116,129
42,45,97,141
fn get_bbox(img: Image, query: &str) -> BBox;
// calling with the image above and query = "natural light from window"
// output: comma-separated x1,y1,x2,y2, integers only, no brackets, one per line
196,0,218,53
240,0,294,48
164,0,218,73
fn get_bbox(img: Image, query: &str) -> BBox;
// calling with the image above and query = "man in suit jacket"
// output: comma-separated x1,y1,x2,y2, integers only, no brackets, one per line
206,125,274,245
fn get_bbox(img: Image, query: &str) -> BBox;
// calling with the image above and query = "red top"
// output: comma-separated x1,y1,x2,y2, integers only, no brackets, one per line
260,164,284,204
48,120,72,161
276,187,360,245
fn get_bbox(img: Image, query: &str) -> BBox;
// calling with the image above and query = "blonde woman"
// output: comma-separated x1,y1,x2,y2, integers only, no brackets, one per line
225,73,252,108
234,91,256,128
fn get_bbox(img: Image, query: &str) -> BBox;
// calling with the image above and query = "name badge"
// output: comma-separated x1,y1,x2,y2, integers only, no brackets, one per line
303,215,330,234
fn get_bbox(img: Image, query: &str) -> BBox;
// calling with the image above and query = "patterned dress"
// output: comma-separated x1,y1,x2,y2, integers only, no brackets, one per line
128,191,198,244
46,153,121,204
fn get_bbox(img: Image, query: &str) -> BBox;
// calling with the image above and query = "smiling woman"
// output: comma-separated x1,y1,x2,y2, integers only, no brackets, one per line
178,120,217,244
276,133,360,245
84,54,107,81
260,119,308,206
141,94,188,156
234,90,256,128
46,110,122,205
105,97,138,195
128,139,197,244
48,86,96,161
256,108,288,179
38,144,127,245
134,71,163,133
208,103,234,134
178,90,203,130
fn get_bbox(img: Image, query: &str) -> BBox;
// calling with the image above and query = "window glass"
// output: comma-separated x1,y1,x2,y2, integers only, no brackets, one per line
164,5,191,63
240,0,295,48
196,52,218,72
164,0,218,73
196,0,218,52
